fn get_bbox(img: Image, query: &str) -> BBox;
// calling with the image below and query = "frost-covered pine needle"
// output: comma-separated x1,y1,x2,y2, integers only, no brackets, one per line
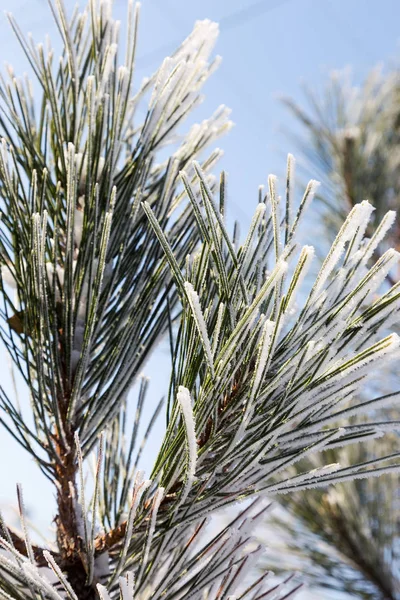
184,281,215,377
177,386,197,504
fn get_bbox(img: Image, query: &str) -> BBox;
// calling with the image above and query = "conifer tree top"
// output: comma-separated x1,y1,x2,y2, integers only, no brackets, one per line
0,1,400,599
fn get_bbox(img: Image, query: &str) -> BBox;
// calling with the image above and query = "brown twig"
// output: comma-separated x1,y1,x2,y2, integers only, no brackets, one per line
6,530,53,568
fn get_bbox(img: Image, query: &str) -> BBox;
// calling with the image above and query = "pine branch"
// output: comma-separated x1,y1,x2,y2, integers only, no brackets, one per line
0,0,232,597
1,1,400,599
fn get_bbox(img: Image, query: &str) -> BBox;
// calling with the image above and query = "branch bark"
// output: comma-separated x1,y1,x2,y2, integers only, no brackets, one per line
7,530,53,567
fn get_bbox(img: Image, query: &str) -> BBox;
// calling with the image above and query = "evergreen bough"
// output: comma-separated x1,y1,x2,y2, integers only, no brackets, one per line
0,2,400,598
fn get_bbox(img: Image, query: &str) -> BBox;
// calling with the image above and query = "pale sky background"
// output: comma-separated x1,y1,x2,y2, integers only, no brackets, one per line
0,0,399,598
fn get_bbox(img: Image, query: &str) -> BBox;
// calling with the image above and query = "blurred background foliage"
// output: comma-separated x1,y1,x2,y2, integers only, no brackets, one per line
261,66,400,600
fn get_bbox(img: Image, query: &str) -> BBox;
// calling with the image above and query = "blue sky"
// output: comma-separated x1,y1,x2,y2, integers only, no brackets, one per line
0,0,399,597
